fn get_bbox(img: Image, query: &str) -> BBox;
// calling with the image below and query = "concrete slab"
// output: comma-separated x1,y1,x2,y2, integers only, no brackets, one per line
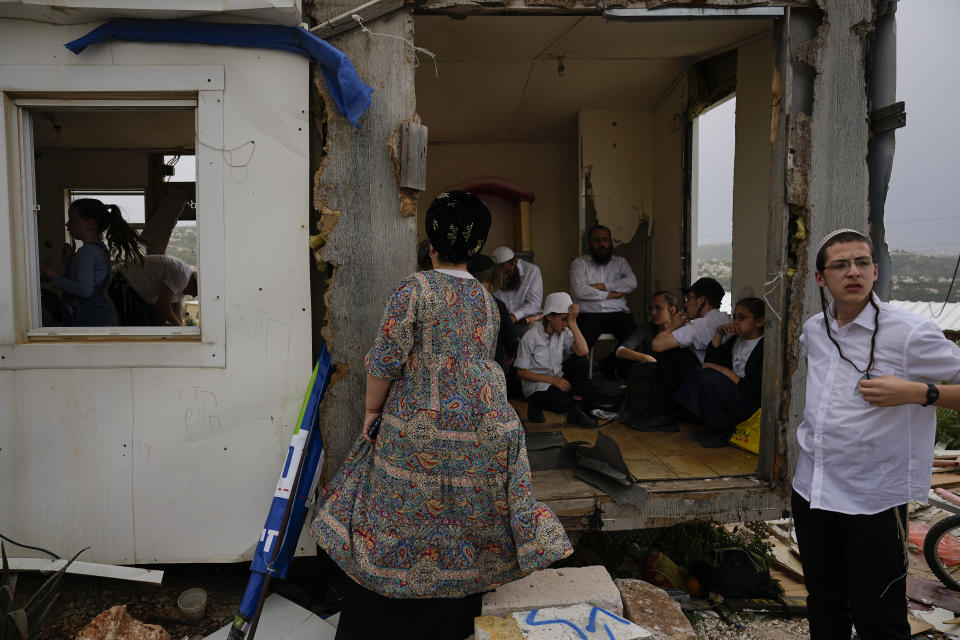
615,579,696,640
203,593,334,640
476,604,651,640
481,566,622,618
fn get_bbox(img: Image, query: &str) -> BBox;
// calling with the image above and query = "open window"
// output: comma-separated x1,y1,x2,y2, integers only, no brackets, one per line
0,64,226,367
21,101,200,333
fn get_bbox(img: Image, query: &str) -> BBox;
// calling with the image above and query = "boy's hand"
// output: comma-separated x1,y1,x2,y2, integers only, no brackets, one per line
568,304,579,321
859,375,927,407
550,376,572,392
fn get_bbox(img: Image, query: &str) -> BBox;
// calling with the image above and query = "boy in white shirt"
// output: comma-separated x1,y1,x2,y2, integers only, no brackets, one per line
515,292,598,428
794,229,960,639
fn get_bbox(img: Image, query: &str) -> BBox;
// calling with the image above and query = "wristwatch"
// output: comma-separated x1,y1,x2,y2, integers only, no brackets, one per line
922,383,939,407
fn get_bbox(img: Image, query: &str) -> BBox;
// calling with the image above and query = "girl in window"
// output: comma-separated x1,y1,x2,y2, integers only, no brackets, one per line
41,198,143,326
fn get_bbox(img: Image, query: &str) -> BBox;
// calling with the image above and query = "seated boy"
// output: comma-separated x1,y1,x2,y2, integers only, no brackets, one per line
515,292,598,428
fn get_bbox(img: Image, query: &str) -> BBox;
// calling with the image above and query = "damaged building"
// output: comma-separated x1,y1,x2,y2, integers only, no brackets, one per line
0,0,903,563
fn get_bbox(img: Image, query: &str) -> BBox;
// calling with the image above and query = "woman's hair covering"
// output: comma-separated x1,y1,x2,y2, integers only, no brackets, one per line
425,191,491,264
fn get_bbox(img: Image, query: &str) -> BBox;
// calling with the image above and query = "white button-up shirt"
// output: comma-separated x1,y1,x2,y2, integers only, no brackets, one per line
794,298,960,515
569,255,637,314
672,309,730,363
494,259,543,321
515,323,573,397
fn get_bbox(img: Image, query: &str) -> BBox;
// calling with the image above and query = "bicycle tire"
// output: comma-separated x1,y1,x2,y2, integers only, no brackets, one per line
924,514,960,591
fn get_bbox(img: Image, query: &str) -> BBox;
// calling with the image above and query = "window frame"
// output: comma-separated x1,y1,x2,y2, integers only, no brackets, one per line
0,65,226,369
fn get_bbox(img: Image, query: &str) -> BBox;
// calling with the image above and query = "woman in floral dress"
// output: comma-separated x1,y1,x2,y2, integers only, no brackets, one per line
311,191,572,639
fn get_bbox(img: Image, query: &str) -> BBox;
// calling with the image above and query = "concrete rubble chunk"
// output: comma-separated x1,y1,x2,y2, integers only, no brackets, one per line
475,603,652,640
616,578,697,640
75,605,171,640
482,565,623,618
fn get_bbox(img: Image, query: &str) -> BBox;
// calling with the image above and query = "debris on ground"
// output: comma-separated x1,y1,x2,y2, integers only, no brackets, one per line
75,605,171,640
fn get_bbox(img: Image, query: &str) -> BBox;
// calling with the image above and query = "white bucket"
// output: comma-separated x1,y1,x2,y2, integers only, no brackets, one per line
177,587,208,622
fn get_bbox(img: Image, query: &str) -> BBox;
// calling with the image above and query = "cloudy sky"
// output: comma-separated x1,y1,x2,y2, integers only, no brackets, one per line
697,0,960,255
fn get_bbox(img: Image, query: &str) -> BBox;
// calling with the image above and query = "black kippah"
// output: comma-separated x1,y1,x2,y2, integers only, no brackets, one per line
425,191,491,264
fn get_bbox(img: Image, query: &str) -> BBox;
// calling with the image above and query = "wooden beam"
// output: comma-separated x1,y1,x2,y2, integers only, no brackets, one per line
311,0,407,40
414,0,814,16
7,558,164,585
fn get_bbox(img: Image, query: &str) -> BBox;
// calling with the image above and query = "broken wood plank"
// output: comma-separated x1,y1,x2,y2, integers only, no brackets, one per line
907,575,960,613
932,473,960,489
7,558,163,584
399,120,427,191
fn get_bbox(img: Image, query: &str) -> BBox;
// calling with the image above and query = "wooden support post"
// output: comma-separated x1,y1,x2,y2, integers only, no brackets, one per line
309,3,417,479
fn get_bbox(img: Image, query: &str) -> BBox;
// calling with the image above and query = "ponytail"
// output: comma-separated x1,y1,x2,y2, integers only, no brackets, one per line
69,199,145,266
103,204,145,266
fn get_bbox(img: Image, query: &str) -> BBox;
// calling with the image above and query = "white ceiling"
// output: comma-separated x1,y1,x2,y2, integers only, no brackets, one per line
33,109,195,151
415,15,774,142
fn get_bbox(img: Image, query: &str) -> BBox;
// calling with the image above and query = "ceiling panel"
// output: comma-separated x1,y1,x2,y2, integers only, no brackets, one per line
33,110,195,151
415,14,775,142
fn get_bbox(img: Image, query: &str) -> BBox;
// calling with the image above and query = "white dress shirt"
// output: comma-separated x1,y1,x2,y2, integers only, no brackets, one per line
494,259,543,321
794,297,960,515
569,255,637,314
672,309,730,363
515,323,573,397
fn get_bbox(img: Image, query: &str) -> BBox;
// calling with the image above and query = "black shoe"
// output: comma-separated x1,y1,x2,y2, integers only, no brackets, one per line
567,404,599,428
628,413,678,432
526,405,545,424
700,432,732,448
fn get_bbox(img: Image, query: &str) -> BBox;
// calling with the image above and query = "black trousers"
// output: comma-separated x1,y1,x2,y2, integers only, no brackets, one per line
335,578,483,640
576,312,636,348
624,361,657,419
527,355,589,413
650,347,700,416
792,491,909,640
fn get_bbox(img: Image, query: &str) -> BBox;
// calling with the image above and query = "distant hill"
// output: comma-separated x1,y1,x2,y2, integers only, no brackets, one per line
698,243,732,262
696,244,960,303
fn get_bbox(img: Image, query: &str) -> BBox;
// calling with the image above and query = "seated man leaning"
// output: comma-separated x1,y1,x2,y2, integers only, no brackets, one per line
492,246,543,326
515,292,598,428
570,224,637,378
630,277,729,431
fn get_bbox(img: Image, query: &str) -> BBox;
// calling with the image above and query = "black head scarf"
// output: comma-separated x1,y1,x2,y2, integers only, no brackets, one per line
425,191,491,264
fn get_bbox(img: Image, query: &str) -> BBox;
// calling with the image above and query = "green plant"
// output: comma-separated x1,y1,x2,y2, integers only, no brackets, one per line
936,406,960,450
1,544,85,640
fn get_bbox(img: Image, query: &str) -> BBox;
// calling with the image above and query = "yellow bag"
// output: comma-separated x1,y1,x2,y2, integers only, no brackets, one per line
729,409,761,454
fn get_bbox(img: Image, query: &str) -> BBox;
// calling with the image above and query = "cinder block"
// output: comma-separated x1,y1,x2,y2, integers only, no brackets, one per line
475,603,652,640
481,565,622,618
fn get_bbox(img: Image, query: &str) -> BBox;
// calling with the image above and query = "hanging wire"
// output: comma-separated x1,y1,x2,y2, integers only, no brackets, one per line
762,271,784,323
352,14,439,77
929,252,960,319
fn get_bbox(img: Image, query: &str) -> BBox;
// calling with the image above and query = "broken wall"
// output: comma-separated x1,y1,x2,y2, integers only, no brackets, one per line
579,110,653,316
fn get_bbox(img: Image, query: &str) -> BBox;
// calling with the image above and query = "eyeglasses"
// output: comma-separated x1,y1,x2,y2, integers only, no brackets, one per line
824,257,874,272
733,314,754,321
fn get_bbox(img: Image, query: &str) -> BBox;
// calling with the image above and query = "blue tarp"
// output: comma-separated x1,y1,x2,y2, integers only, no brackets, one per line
65,19,373,127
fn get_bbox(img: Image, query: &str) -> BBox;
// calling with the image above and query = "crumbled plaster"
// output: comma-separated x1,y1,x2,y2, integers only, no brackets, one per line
770,67,782,145
785,113,811,208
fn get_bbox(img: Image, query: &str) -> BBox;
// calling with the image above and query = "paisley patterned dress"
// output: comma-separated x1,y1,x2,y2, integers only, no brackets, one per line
311,269,572,599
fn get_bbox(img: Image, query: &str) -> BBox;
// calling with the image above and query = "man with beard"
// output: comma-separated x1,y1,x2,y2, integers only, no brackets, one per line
492,246,543,326
570,225,637,378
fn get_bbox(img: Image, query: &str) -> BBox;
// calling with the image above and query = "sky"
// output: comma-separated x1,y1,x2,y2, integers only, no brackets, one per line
697,0,960,255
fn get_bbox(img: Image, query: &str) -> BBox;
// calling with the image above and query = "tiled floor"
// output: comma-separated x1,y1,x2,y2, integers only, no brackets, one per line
513,400,758,481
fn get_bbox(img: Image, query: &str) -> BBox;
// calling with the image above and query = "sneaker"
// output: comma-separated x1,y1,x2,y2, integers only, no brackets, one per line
700,432,732,448
526,405,545,424
567,404,599,428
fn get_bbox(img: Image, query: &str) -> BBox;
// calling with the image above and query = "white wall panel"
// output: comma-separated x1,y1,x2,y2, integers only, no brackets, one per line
0,20,312,563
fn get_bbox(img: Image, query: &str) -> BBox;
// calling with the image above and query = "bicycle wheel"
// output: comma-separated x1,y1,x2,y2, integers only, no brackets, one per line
924,515,960,591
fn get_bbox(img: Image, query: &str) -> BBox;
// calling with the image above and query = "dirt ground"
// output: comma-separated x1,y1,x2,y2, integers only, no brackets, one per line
12,554,350,640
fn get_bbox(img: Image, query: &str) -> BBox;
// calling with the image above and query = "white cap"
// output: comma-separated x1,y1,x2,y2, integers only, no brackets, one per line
542,292,573,315
491,246,515,264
